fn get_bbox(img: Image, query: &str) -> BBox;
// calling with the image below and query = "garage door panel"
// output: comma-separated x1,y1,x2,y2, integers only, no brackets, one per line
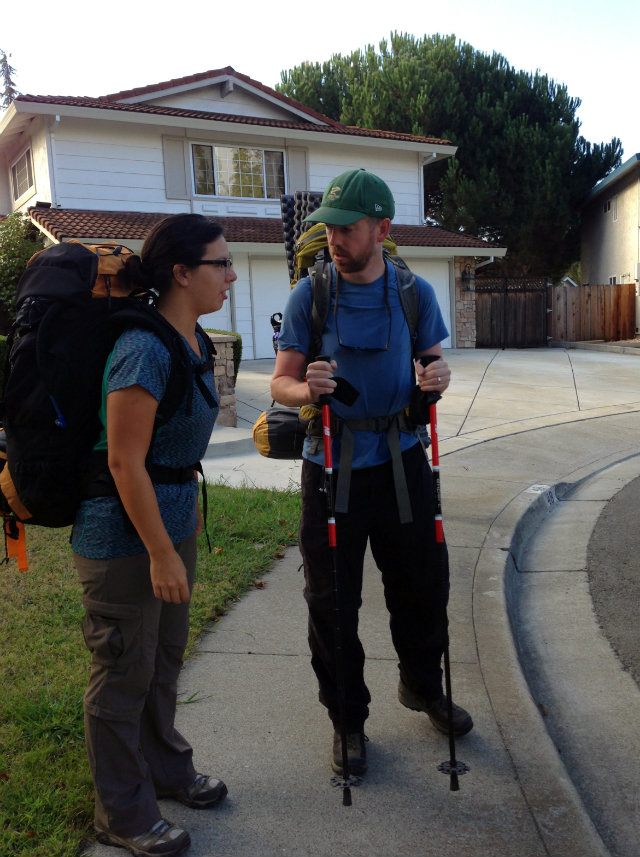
251,257,293,359
403,259,451,348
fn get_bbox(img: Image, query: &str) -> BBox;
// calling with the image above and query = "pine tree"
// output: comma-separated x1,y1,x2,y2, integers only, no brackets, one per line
278,33,622,278
1,48,19,109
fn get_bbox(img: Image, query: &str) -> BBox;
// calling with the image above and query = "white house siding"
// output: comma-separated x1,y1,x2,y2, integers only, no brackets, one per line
52,119,185,213
307,143,424,225
32,123,52,207
36,117,428,225
150,86,300,122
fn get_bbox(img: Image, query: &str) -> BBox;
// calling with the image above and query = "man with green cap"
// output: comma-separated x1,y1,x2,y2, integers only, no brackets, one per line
271,168,473,778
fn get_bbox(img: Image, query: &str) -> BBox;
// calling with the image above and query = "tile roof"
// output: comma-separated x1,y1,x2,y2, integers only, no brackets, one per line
16,93,450,146
28,207,495,251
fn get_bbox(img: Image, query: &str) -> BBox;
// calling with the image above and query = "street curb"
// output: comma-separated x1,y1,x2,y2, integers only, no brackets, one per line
205,427,255,459
475,482,611,857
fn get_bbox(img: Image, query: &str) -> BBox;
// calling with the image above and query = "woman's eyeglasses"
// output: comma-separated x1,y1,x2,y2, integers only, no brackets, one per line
196,258,234,271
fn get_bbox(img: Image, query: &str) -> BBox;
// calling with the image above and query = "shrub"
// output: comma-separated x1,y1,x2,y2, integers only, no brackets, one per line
0,212,45,329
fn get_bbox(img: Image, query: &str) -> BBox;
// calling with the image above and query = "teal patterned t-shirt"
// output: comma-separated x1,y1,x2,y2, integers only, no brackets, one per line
71,327,218,559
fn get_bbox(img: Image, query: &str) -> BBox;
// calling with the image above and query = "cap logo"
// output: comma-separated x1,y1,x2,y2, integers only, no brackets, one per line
374,203,382,212
327,185,342,201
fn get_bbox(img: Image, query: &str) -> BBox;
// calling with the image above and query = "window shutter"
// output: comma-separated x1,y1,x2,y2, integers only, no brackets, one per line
162,137,189,200
286,147,308,193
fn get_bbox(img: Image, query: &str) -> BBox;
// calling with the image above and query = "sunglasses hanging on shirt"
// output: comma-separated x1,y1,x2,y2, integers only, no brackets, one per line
333,267,392,353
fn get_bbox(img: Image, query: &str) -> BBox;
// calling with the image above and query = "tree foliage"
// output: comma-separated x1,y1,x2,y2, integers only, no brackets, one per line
278,33,622,277
0,213,45,330
0,48,19,109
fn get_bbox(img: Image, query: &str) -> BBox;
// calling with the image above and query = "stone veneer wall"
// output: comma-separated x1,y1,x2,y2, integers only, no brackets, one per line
207,333,237,426
454,258,477,348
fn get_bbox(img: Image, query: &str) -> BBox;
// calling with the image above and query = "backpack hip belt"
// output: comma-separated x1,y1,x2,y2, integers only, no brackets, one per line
309,408,415,524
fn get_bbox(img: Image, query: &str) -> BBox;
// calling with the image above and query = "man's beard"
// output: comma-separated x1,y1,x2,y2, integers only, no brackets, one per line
329,246,371,274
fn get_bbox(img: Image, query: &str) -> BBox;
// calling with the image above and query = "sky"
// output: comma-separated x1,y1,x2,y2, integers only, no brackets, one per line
3,0,639,159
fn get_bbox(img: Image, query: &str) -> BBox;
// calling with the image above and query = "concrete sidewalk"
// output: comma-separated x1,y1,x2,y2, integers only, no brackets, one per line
90,347,640,857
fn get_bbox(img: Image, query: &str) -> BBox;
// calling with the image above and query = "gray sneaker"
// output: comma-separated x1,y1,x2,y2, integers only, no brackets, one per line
95,818,190,857
398,680,473,736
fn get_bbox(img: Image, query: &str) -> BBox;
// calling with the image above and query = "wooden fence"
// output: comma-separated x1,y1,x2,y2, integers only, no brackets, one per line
549,283,636,343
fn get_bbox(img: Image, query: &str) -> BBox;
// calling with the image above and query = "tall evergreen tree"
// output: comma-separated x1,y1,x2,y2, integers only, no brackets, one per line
278,33,622,277
0,49,19,109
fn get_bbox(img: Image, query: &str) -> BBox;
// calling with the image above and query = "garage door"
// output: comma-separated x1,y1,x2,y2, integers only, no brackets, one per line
249,256,452,359
402,259,452,348
251,257,295,359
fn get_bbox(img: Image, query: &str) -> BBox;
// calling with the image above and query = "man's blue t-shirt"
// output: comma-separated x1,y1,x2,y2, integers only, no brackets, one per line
71,327,218,559
277,259,448,469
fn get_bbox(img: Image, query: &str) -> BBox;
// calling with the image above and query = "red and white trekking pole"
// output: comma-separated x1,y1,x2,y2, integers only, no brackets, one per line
317,357,358,806
420,356,469,791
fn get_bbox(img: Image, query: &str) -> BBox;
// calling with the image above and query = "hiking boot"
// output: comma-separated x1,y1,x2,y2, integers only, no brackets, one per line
95,818,190,857
158,773,228,809
331,730,368,776
398,680,473,736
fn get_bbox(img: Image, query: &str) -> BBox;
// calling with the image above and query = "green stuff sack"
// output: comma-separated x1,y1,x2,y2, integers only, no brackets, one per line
252,406,318,459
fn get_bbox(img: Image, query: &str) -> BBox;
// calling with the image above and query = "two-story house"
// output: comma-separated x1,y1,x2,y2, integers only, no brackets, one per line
581,152,640,334
0,67,504,356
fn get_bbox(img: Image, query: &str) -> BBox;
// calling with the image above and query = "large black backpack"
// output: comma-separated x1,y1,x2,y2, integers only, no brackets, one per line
0,240,215,530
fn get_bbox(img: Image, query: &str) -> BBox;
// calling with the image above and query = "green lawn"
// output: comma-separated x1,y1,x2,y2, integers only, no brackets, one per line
0,483,300,857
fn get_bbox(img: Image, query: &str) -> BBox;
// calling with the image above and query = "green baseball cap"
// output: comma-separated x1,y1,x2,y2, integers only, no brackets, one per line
304,169,395,226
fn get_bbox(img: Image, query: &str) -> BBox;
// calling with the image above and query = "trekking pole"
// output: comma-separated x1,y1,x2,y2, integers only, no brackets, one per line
419,356,469,791
317,357,359,806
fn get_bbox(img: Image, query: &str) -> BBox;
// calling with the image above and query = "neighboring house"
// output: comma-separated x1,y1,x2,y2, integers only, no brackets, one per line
0,67,504,356
581,153,640,288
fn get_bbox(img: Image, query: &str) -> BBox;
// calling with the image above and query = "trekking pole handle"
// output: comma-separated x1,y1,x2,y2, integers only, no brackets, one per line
418,355,442,407
315,355,359,407
316,355,332,407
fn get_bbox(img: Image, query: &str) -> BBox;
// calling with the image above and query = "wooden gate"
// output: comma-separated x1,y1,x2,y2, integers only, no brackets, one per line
475,277,550,348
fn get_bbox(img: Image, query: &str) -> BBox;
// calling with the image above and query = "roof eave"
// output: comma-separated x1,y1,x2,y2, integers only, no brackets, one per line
8,100,456,154
398,245,506,259
585,152,640,203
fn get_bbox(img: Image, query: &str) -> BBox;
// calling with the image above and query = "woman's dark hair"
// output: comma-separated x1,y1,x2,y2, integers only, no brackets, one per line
120,214,224,295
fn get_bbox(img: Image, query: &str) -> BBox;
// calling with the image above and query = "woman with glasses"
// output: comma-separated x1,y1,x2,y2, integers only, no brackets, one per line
71,214,236,857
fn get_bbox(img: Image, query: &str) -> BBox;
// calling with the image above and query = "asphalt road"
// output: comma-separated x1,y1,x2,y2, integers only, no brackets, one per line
587,474,640,688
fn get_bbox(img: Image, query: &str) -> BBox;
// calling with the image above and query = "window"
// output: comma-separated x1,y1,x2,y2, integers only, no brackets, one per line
192,144,285,199
10,148,34,202
603,200,611,214
612,196,618,222
609,276,617,285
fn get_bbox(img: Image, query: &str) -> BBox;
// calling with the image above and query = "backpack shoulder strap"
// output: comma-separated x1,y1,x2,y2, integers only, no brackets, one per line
386,251,419,353
309,250,332,361
196,322,216,365
107,301,193,424
192,324,217,409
